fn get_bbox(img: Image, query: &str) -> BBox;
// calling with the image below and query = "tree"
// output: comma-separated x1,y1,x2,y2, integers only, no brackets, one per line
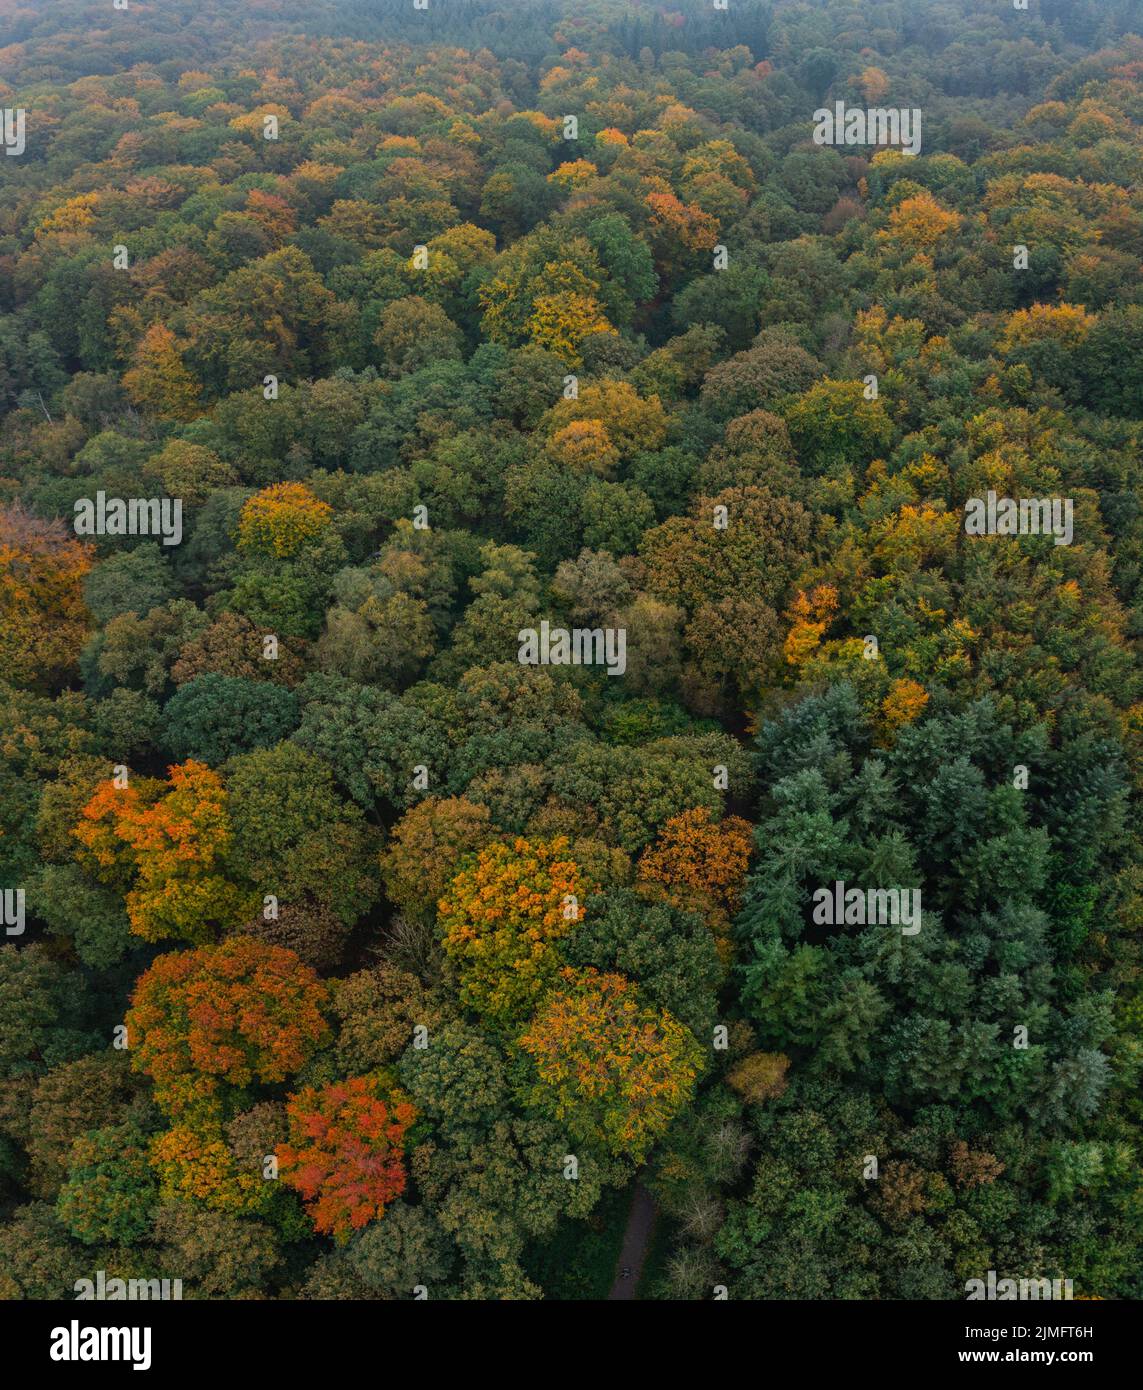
290,674,442,810
544,420,621,477
56,1123,158,1244
881,678,929,733
581,480,656,554
315,577,435,690
0,945,88,1079
0,1203,87,1299
551,548,632,626
0,506,92,690
341,920,446,1042
883,193,962,251
73,761,254,944
518,967,703,1162
224,742,381,926
143,440,237,505
152,1200,281,1298
235,897,351,973
562,889,723,1036
150,1123,271,1216
644,191,720,273
542,380,667,460
637,806,753,918
726,1052,790,1104
700,339,824,420
122,323,201,421
87,599,208,699
183,246,348,394
25,1052,143,1197
550,740,723,854
277,1077,417,1241
437,836,590,1027
782,379,894,477
374,296,463,376
83,547,173,624
526,291,616,369
237,483,334,558
162,674,300,765
642,487,812,614
380,797,494,921
348,1201,454,1294
126,937,329,1124
1073,306,1143,416
639,487,814,699
171,611,307,688
396,1020,509,1144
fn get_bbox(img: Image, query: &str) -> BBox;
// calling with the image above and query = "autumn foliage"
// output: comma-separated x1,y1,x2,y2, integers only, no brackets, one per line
150,1123,270,1215
784,585,839,667
126,937,329,1123
122,322,201,421
727,1051,791,1104
73,761,254,943
882,193,962,250
526,291,615,368
637,806,753,917
518,967,702,1162
277,1076,416,1240
645,190,720,271
0,506,92,689
379,796,494,921
2,0,1140,1306
437,836,590,1026
881,677,930,732
237,482,334,558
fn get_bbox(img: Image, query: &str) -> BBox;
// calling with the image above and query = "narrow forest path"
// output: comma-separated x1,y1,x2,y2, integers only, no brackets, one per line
607,1179,657,1300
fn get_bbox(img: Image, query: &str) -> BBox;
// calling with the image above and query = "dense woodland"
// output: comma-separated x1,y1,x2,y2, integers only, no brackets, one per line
0,0,1141,1301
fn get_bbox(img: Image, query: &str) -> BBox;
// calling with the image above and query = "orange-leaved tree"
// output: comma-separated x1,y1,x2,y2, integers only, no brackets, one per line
644,190,720,273
276,1076,416,1241
881,677,930,734
126,936,329,1124
73,760,255,943
783,584,839,668
0,505,92,690
518,967,703,1162
437,835,590,1027
637,806,753,920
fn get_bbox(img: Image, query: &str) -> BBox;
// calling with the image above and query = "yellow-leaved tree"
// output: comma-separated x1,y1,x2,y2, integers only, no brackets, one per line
437,836,591,1027
518,967,703,1162
237,482,334,558
122,323,201,421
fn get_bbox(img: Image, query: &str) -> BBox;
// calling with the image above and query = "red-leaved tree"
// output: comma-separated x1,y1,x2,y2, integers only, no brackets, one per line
276,1076,416,1241
126,937,329,1123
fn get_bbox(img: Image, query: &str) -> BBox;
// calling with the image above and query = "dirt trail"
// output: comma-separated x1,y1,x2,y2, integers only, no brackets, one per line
607,1179,656,1300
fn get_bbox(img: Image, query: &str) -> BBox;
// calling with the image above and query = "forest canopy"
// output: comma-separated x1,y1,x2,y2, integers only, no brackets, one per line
0,0,1141,1304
